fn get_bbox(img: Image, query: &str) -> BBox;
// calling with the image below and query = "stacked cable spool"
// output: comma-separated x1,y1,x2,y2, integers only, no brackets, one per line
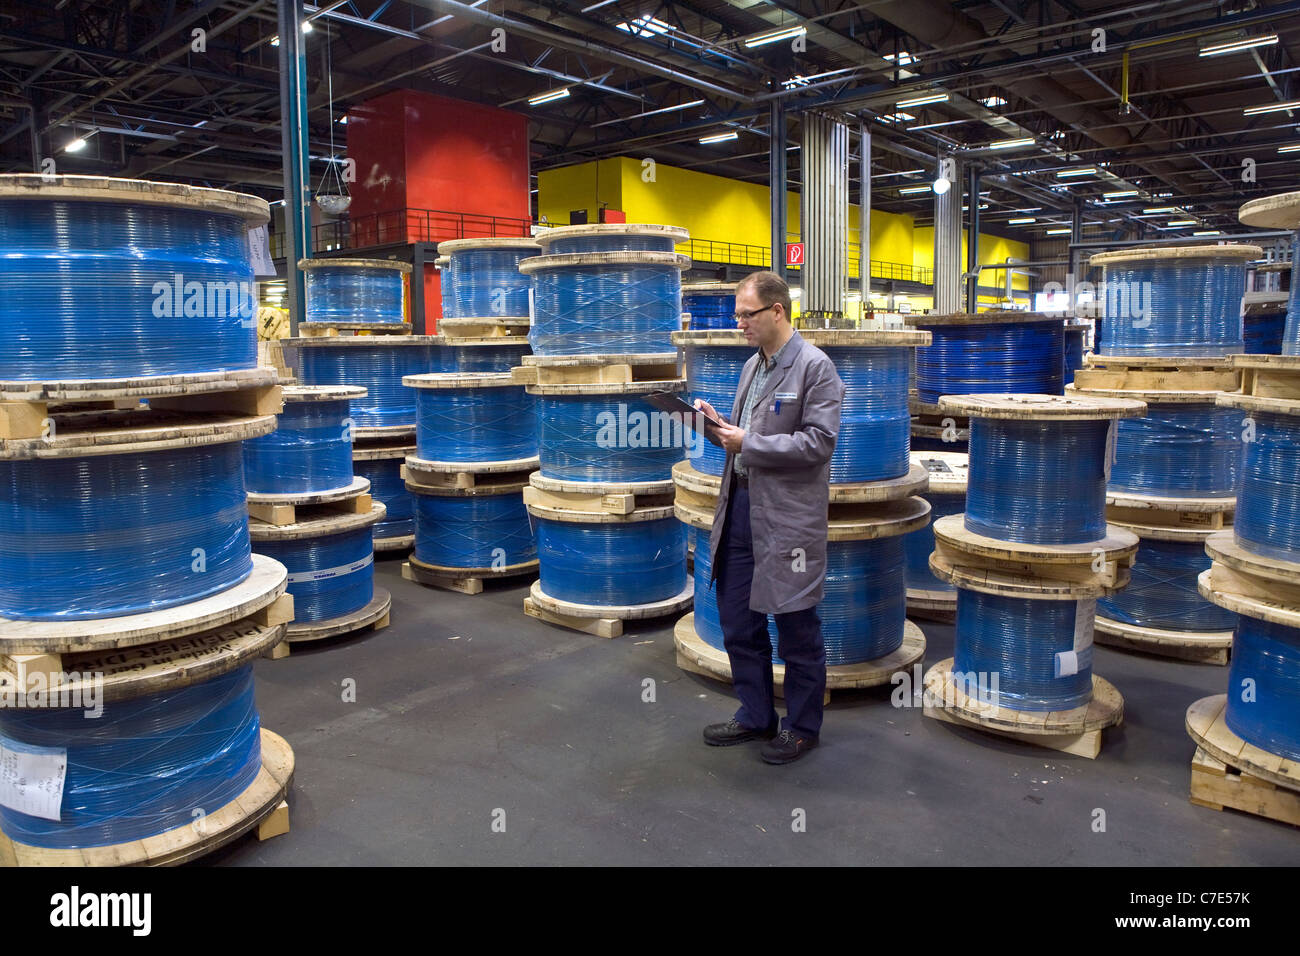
243,386,390,653
1072,243,1259,665
903,450,968,623
515,224,694,637
922,394,1147,759
352,439,416,553
401,371,539,594
671,329,933,700
435,255,455,323
1242,291,1287,355
903,310,1067,453
1064,322,1091,386
1180,191,1300,826
682,281,739,331
298,258,412,337
0,174,295,865
436,237,537,348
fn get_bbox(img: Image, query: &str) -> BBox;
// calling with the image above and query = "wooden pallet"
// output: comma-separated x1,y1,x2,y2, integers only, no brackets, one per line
523,482,673,515
674,613,926,704
247,480,374,526
511,353,680,386
281,587,392,646
403,556,538,595
905,587,957,622
1106,493,1234,531
1093,615,1232,665
0,729,294,867
1233,354,1300,406
0,407,278,459
1186,694,1300,797
299,322,412,337
373,533,414,553
403,458,537,493
437,316,530,339
1072,354,1238,393
1189,748,1300,827
923,657,1123,759
524,579,694,638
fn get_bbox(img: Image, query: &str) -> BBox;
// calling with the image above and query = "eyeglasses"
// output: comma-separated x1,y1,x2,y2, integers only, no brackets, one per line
733,304,776,322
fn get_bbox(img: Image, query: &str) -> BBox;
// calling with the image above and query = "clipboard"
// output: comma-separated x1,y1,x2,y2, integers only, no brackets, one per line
642,391,725,440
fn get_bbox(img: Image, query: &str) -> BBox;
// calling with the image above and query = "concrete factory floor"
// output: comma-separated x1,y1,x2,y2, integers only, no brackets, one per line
210,555,1296,866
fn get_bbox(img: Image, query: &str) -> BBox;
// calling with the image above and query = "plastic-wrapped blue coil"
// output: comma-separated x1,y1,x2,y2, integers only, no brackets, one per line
692,524,777,648
254,527,373,622
449,343,531,373
544,234,678,254
296,343,451,426
353,456,413,541
1244,304,1287,354
529,266,681,355
966,418,1111,544
305,266,404,325
1064,325,1088,385
1226,613,1300,761
0,197,257,379
243,397,354,494
1235,411,1300,561
439,258,456,320
0,666,261,849
1286,234,1300,356
414,386,536,463
685,344,750,477
954,590,1095,712
1108,403,1240,498
825,346,910,483
0,444,251,620
1096,257,1246,356
1097,536,1237,632
413,490,536,569
448,248,533,318
904,491,966,593
536,394,688,483
913,321,1064,404
535,517,686,605
684,292,737,331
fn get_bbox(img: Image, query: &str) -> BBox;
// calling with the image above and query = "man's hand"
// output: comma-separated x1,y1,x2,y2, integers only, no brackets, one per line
716,421,745,454
693,398,726,423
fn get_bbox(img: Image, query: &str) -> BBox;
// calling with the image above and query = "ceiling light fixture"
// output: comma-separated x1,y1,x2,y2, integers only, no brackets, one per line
897,92,949,108
1057,167,1097,178
1244,99,1300,115
745,26,806,47
988,137,1036,150
1045,228,1071,235
1193,230,1222,236
1199,33,1278,56
981,95,1007,107
898,185,932,195
529,88,571,106
699,131,738,144
1008,217,1036,224
1278,144,1300,154
1167,219,1199,226
1142,206,1179,214
1104,190,1138,198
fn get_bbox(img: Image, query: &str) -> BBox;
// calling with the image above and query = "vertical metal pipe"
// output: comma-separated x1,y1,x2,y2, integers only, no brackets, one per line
860,125,870,305
770,99,787,278
278,0,311,336
966,165,981,313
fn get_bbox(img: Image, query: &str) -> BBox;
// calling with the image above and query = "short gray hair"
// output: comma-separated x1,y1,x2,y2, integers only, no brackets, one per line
737,271,792,322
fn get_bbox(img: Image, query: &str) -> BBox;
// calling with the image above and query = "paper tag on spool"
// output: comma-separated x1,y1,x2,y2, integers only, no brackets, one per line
528,286,536,327
1103,420,1117,484
0,735,66,822
1055,599,1096,678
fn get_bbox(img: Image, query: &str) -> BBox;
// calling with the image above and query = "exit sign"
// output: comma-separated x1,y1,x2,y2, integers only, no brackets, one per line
786,243,805,266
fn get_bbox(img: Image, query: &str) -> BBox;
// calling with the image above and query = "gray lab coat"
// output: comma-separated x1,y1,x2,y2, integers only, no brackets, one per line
707,331,845,614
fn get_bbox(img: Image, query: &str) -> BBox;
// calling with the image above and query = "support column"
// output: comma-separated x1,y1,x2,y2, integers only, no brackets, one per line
278,0,311,336
859,125,871,305
965,164,981,313
769,99,787,279
800,110,848,327
933,153,963,313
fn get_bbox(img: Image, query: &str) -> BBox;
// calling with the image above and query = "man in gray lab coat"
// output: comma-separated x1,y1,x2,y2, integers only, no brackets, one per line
692,271,844,764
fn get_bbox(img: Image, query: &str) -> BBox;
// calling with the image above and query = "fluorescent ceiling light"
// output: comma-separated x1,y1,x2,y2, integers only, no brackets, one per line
883,52,916,66
1050,130,1066,140
301,20,313,33
1278,144,1300,154
617,14,673,36
1142,206,1179,214
897,92,949,108
746,26,805,47
1193,230,1222,236
1057,167,1097,178
529,88,571,106
1155,191,1173,198
1045,228,1071,235
64,136,87,153
1199,33,1278,56
898,185,932,195
1104,190,1138,198
980,95,1007,107
1244,99,1300,115
1168,219,1198,226
1008,217,1035,224
988,137,1036,150
880,111,915,124
699,131,738,144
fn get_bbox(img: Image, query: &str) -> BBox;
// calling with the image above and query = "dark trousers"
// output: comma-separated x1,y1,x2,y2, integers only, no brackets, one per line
715,483,826,739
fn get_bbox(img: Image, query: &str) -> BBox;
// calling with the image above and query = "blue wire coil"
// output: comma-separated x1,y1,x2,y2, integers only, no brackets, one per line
439,259,456,320
1226,613,1300,761
966,417,1110,544
910,434,969,453
413,490,536,569
684,292,737,331
254,527,374,622
954,590,1094,712
537,395,690,483
0,197,257,379
692,524,777,648
1064,325,1088,385
1235,411,1300,562
448,248,533,318
913,320,1064,404
1097,536,1237,632
414,386,537,463
353,456,413,541
685,344,751,477
1108,403,1240,498
545,234,678,254
825,346,910,483
0,444,251,620
0,666,261,849
1245,304,1287,355
1286,233,1300,356
529,266,682,355
305,266,404,325
243,397,355,495
904,490,966,594
448,342,531,374
296,343,452,426
1096,257,1246,356
535,516,686,606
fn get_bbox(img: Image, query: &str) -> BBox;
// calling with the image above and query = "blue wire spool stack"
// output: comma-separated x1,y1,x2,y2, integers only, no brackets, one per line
903,310,1068,453
682,281,739,331
435,255,455,323
435,237,538,344
0,174,296,864
922,393,1147,759
1064,322,1091,386
1238,192,1300,356
401,371,539,595
352,439,417,553
298,258,412,337
1242,292,1288,355
904,450,968,623
244,386,391,651
671,329,933,700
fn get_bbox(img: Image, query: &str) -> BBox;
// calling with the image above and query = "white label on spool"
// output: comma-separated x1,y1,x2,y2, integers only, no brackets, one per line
0,736,66,821
286,554,374,584
1103,420,1117,484
528,286,536,326
1056,599,1097,678
247,225,276,277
